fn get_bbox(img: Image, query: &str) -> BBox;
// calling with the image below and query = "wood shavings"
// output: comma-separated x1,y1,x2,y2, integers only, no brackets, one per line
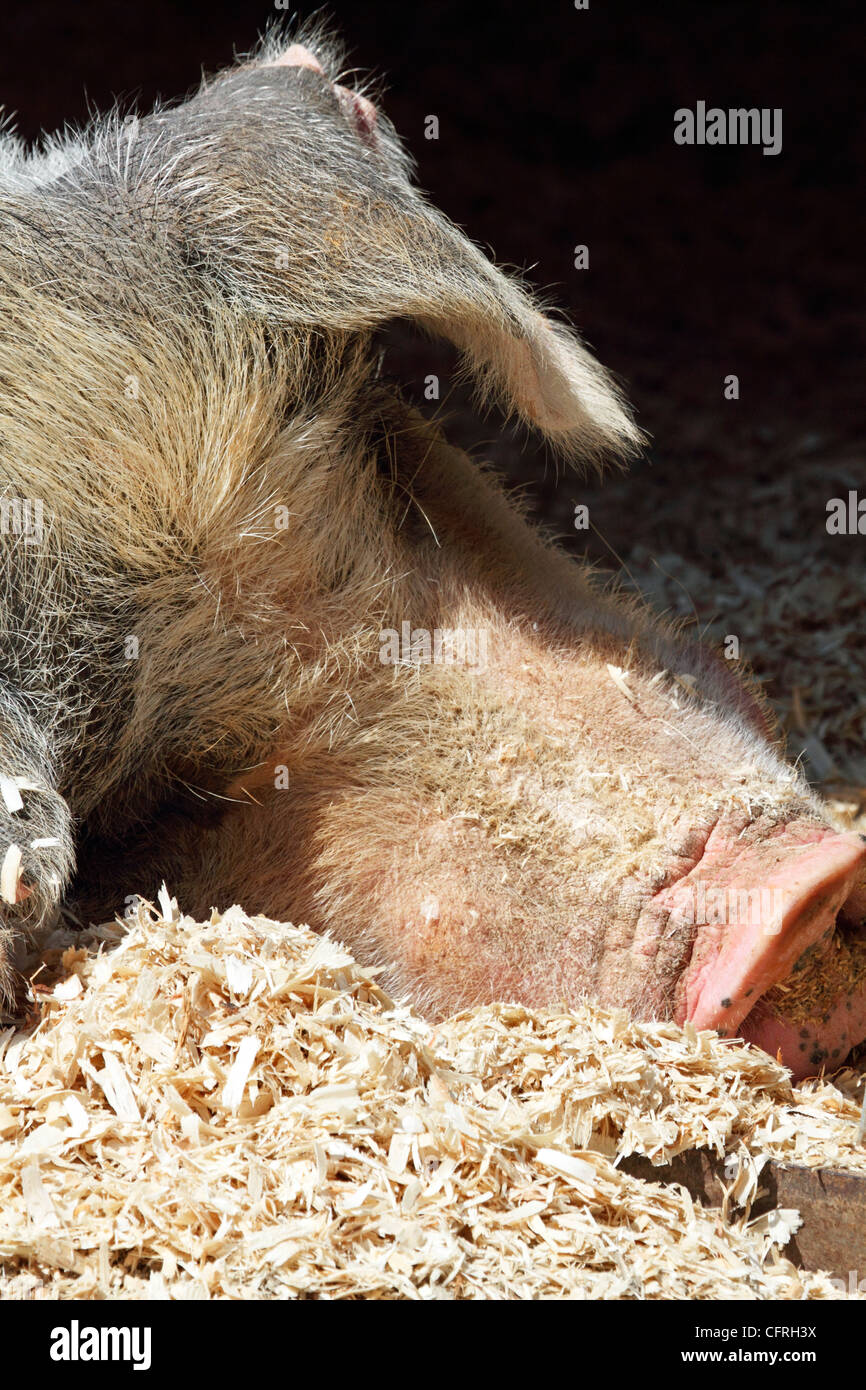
606,664,636,704
748,1209,802,1245
763,930,866,1023
0,903,863,1300
222,1037,260,1112
21,1164,59,1229
0,775,24,815
0,843,22,904
53,976,83,1003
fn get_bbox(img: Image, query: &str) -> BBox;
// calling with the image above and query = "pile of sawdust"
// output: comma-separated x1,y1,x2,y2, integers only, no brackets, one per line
0,895,864,1300
763,929,866,1025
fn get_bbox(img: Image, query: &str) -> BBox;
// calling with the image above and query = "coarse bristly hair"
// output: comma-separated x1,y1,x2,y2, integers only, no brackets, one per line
0,23,854,1026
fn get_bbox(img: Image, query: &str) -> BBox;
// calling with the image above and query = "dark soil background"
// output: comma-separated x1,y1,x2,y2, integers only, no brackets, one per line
2,0,864,779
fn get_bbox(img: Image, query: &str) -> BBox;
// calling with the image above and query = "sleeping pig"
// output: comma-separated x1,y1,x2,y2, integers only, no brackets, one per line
0,23,863,1081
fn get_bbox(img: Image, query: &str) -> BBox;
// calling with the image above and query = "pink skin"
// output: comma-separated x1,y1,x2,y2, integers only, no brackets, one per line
741,989,866,1080
264,44,378,144
267,44,325,73
655,822,866,1081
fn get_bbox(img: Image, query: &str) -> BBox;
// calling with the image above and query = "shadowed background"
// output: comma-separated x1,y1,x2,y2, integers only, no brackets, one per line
1,0,863,785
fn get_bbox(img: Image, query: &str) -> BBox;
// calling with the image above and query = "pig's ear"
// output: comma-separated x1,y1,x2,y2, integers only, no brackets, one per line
398,214,643,464
297,202,643,465
152,63,641,464
313,204,641,465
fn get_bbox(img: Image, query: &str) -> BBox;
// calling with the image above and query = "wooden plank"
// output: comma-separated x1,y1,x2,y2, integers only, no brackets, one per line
620,1152,866,1282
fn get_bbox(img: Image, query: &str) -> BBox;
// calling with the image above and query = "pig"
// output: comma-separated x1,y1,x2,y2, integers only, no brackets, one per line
0,22,864,1083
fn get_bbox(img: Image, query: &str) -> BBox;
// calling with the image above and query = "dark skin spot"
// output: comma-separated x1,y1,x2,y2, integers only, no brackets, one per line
745,989,753,997
832,1050,840,1059
800,1029,810,1038
793,943,821,973
721,997,731,1008
799,1043,806,1051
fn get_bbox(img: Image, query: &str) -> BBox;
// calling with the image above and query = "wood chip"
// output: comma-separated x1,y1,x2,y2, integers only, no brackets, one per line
0,843,22,904
0,776,24,815
0,903,863,1300
606,664,636,704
